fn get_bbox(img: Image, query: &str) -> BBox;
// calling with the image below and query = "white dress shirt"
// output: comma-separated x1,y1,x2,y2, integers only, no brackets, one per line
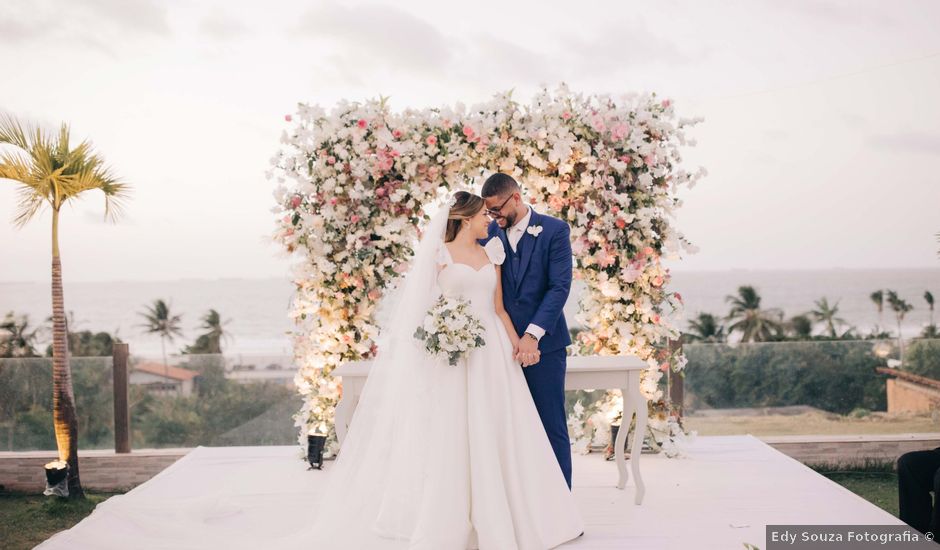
506,206,545,342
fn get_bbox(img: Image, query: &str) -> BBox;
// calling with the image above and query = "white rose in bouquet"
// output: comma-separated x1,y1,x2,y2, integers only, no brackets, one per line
414,295,486,366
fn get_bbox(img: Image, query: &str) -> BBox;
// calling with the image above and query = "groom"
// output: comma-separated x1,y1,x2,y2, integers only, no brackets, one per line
480,173,574,489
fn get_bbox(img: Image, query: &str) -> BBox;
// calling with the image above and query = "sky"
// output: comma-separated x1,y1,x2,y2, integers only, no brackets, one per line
1,0,939,283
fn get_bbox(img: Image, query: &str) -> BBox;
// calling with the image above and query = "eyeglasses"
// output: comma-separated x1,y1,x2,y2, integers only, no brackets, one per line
485,194,514,218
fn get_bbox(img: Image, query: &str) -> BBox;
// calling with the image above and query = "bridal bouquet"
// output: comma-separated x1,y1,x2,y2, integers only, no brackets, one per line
414,296,486,366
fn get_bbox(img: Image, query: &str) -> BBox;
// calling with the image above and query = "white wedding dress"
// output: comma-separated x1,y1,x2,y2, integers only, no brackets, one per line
286,206,584,550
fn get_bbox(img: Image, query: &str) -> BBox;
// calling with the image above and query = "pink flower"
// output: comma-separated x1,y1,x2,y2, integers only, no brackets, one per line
392,129,402,139
661,99,671,108
350,215,361,223
659,361,669,372
674,292,683,303
462,125,474,138
562,111,572,120
621,263,642,283
611,123,629,141
653,314,661,324
330,198,338,205
611,205,620,214
357,119,368,129
327,156,336,165
652,275,663,287
643,246,655,256
615,218,626,229
284,114,292,122
368,289,382,301
376,187,386,197
620,155,632,165
571,238,588,255
290,195,302,208
426,135,437,146
644,155,655,167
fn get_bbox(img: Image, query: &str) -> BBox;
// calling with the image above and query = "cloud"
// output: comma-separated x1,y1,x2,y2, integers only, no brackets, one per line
294,3,455,75
79,0,170,35
766,0,900,27
867,132,940,155
0,0,169,47
466,37,561,85
563,17,705,73
199,11,248,41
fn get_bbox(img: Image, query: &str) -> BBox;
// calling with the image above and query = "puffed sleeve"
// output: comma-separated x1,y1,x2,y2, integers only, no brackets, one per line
483,236,506,265
436,243,451,266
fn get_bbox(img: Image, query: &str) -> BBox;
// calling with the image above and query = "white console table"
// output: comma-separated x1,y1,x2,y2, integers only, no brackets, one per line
332,354,649,504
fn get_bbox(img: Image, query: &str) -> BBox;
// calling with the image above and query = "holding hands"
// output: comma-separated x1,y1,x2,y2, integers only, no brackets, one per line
514,332,540,367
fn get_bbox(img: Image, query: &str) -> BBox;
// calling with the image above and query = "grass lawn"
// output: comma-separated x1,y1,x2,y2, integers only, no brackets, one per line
0,490,121,550
818,470,900,517
684,410,938,436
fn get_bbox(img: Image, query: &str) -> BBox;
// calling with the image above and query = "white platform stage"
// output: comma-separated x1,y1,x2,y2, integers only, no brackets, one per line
37,435,903,550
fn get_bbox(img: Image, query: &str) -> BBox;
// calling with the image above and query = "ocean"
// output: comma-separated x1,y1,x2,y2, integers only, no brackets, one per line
1,268,937,359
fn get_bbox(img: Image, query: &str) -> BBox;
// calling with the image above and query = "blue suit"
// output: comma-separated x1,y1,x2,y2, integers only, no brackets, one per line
481,208,574,488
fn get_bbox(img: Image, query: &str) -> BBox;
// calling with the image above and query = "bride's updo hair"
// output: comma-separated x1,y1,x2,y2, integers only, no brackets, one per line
444,191,484,243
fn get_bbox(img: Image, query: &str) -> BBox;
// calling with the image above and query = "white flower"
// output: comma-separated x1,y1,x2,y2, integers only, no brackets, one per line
526,225,543,237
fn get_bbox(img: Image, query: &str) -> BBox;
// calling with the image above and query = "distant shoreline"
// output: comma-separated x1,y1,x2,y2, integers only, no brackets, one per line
2,265,939,285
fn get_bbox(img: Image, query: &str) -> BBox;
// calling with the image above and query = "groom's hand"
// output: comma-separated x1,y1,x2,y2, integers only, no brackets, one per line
516,333,540,367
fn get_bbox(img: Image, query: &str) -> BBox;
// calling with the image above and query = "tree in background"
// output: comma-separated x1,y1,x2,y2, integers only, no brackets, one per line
684,312,727,343
925,290,935,328
0,312,40,358
810,297,848,338
138,299,184,375
886,290,913,364
787,314,814,340
724,285,785,342
183,309,231,355
869,290,884,333
0,115,129,498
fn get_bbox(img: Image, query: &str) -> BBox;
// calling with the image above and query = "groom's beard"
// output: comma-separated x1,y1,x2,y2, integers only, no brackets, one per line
502,212,517,229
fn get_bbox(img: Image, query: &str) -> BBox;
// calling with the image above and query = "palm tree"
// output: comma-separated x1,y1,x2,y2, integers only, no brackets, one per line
684,312,726,343
724,285,785,342
0,115,129,498
869,290,884,332
886,290,913,363
810,297,847,338
0,312,40,357
199,309,230,353
138,299,184,374
183,309,232,354
925,290,935,328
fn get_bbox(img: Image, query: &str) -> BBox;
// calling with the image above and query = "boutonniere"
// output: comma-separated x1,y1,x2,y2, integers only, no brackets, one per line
526,225,543,237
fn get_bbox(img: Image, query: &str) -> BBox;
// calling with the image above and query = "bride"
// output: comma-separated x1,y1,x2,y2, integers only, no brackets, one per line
291,191,584,549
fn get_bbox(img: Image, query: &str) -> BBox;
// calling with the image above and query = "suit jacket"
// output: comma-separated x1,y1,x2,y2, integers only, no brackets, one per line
480,209,573,354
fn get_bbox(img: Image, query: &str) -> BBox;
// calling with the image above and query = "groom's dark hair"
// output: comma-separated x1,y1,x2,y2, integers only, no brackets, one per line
481,173,519,198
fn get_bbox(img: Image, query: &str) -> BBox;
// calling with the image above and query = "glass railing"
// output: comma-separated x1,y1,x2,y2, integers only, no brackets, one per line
3,339,937,453
0,356,115,452
678,338,940,437
0,353,301,451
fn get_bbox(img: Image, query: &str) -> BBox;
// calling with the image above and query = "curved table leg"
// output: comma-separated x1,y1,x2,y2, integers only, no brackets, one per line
614,384,631,490
629,372,647,505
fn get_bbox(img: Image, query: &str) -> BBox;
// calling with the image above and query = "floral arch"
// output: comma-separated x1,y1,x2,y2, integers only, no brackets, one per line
269,84,705,455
